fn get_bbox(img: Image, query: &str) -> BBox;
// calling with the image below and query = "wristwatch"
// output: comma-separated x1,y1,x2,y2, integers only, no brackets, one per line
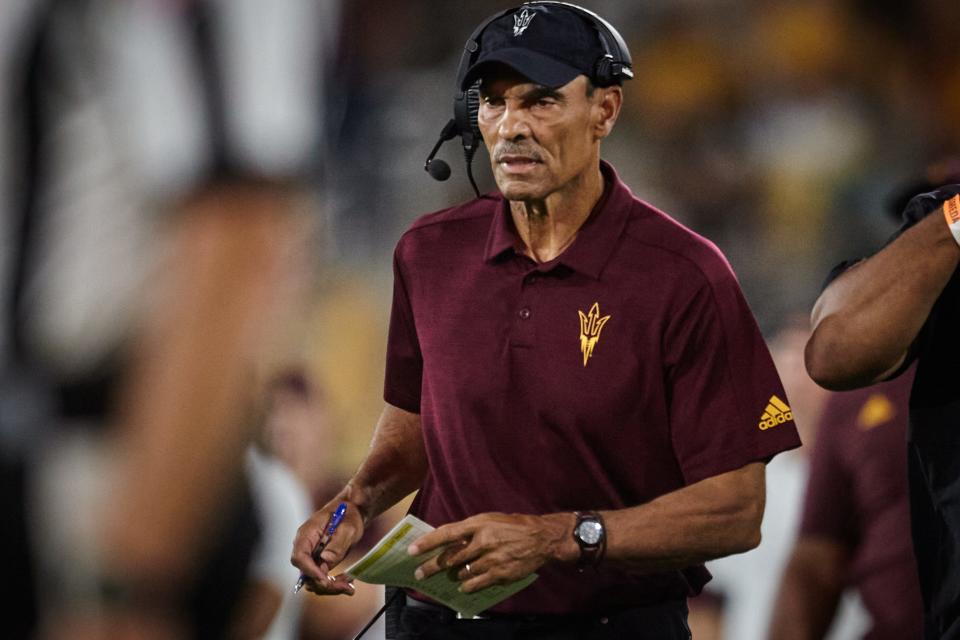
572,511,606,569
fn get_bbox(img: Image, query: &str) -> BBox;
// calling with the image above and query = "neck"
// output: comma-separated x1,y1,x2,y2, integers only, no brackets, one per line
510,163,604,263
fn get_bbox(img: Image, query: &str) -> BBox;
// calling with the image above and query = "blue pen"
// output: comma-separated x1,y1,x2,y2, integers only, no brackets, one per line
293,502,348,594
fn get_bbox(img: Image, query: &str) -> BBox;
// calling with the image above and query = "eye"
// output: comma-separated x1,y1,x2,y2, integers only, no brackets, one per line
481,95,505,107
529,95,561,111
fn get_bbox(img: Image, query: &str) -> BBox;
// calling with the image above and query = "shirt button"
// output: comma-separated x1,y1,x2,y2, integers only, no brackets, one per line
518,308,531,320
600,617,609,625
528,275,539,284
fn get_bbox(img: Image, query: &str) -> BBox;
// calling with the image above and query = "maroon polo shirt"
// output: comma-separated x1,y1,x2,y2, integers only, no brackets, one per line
385,161,801,615
800,369,923,638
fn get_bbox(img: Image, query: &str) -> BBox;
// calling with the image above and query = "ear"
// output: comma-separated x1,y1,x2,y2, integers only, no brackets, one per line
592,86,623,140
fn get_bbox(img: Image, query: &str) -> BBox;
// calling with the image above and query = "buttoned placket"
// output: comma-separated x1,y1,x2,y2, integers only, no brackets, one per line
511,256,558,349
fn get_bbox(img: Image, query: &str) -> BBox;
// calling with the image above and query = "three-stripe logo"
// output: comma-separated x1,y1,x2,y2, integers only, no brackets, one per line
758,395,793,430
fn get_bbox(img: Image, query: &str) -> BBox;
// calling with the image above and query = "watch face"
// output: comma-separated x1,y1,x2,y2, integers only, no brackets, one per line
577,520,603,545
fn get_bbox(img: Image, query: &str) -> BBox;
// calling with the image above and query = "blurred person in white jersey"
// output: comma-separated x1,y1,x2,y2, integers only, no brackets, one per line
0,0,338,637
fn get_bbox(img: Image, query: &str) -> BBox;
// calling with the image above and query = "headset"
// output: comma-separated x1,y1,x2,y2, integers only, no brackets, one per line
424,1,634,196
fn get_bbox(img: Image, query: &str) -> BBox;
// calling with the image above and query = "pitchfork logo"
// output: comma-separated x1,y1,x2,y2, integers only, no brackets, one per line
578,302,611,366
513,8,536,36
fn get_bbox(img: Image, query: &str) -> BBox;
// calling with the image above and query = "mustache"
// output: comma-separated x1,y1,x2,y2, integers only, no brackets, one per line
493,144,543,162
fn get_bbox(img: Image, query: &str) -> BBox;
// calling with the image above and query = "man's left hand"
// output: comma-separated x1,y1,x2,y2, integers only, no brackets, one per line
407,512,576,593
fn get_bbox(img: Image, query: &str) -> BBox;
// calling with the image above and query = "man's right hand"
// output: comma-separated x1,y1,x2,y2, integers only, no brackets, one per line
291,499,365,596
290,404,427,595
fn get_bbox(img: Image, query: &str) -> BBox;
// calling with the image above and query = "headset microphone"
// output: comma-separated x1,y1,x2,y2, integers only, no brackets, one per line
424,119,458,182
426,158,451,181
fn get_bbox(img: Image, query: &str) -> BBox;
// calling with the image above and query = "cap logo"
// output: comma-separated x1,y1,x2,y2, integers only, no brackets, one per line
513,8,536,37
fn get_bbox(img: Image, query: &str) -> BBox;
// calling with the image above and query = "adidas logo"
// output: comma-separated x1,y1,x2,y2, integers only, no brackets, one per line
758,395,793,431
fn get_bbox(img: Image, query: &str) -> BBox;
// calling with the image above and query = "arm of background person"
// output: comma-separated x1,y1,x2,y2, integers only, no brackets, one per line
102,184,306,597
806,208,959,390
768,537,850,640
290,402,427,595
411,461,765,593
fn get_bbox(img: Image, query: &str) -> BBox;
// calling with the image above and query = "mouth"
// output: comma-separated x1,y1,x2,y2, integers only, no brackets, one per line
496,154,541,175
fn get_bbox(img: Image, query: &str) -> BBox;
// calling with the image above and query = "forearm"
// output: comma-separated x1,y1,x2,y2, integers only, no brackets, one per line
807,211,959,389
768,538,848,640
412,462,767,594
596,462,765,572
105,186,302,587
338,404,428,524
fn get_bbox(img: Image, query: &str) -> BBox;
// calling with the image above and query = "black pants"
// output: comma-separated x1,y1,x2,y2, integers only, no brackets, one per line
388,593,692,640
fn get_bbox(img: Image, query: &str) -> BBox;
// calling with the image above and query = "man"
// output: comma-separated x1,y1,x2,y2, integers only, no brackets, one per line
805,177,960,639
1,0,333,636
293,4,801,638
769,369,922,639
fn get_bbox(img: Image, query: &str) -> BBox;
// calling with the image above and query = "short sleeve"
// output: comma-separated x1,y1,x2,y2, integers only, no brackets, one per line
665,273,801,485
383,247,423,413
798,399,857,546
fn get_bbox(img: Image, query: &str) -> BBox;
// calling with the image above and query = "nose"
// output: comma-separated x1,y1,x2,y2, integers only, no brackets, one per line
497,104,531,141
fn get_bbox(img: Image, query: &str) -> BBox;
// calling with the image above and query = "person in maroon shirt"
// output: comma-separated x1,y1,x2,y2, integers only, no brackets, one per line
769,369,923,639
293,3,800,638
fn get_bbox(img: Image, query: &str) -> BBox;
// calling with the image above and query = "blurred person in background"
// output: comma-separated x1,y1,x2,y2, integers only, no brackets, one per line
239,440,313,640
293,3,801,638
261,369,384,639
0,0,337,637
806,158,960,640
233,370,317,640
265,369,342,507
768,368,921,640
689,319,868,640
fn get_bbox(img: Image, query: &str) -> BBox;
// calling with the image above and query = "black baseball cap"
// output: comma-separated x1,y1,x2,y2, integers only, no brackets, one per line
460,4,611,91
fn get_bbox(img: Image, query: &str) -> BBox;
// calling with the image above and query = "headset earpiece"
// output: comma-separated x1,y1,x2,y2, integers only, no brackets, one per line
453,83,481,156
594,54,614,87
455,82,483,196
465,83,481,150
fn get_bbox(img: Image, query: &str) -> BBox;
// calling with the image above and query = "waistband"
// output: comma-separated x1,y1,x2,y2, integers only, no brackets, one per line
403,594,687,623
